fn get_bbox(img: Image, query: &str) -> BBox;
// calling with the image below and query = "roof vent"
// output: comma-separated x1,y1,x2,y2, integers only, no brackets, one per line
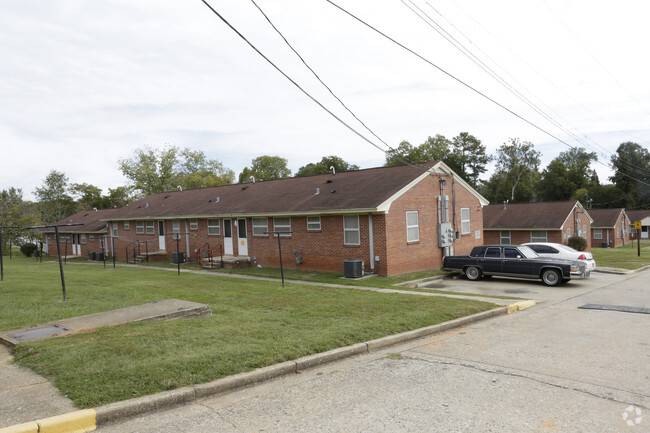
250,176,255,184
315,188,320,195
330,166,336,175
326,179,333,184
503,200,508,210
146,203,149,208
216,197,220,203
330,190,336,194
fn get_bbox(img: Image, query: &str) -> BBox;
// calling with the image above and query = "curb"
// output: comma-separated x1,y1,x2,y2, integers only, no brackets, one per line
1,304,527,432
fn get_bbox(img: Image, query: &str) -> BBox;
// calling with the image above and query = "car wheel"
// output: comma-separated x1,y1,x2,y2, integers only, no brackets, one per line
464,266,482,281
541,269,561,287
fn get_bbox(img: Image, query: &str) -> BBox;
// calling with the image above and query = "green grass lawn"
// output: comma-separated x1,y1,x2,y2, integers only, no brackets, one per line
590,239,650,270
0,256,496,408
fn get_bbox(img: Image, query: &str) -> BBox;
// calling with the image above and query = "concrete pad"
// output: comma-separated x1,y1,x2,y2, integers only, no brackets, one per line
0,299,211,346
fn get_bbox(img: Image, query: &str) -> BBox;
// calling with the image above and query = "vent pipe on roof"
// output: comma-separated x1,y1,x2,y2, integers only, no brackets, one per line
315,188,320,195
503,200,508,210
250,176,255,184
93,208,97,212
216,197,220,203
146,203,149,208
330,166,335,175
177,185,182,192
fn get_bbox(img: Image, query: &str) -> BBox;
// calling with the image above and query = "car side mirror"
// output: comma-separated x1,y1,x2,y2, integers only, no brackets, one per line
517,255,522,259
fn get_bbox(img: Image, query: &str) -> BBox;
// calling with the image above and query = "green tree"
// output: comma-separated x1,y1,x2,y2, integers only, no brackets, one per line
0,188,41,254
105,186,133,208
238,155,291,183
119,146,234,197
176,148,235,189
385,135,451,166
448,132,490,188
482,138,541,203
33,170,76,223
538,148,598,202
295,156,359,177
609,142,650,208
69,183,105,210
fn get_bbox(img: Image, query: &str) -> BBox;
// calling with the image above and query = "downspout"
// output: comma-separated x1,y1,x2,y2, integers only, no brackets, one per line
451,175,457,238
368,213,375,273
185,219,190,258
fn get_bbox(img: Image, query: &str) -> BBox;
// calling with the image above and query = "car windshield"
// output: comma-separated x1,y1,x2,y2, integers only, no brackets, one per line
517,245,540,259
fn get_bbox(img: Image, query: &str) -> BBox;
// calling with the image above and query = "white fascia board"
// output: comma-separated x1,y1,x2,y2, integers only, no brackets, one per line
104,209,381,221
376,161,490,213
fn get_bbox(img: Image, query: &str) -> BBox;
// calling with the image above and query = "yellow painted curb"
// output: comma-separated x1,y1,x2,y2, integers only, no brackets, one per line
507,300,536,313
38,409,96,433
0,422,38,433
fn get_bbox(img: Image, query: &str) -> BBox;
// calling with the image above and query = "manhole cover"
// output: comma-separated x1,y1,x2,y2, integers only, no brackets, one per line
578,304,650,315
8,325,69,342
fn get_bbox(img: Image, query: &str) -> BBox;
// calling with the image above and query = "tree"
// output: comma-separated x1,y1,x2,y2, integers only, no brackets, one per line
609,142,650,208
69,183,105,210
33,170,76,223
176,148,235,189
119,146,234,197
1,188,41,254
448,132,490,188
238,156,291,183
538,148,599,202
385,135,451,166
295,156,360,177
482,138,541,203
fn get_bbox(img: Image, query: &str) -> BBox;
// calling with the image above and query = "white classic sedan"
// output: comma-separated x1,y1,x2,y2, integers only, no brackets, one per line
523,242,596,276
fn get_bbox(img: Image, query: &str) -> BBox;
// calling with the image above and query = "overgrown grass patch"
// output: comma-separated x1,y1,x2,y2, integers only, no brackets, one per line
1,257,496,408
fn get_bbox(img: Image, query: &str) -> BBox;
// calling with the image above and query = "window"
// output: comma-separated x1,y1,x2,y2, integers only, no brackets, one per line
273,217,291,236
252,218,268,236
146,221,155,234
500,231,511,244
460,208,470,234
583,224,587,237
485,247,501,258
617,227,620,238
112,222,118,237
307,216,321,231
124,221,130,230
80,234,87,244
207,219,220,236
136,221,144,234
531,231,547,242
190,219,198,230
504,248,519,258
343,215,360,245
89,234,95,241
406,211,419,242
46,235,51,244
593,229,602,239
172,220,180,234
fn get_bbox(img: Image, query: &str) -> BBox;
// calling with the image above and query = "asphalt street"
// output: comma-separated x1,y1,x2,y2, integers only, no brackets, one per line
95,270,649,432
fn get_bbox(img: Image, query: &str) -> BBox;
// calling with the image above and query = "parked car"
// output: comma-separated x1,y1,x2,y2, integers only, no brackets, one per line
442,244,588,287
523,242,596,276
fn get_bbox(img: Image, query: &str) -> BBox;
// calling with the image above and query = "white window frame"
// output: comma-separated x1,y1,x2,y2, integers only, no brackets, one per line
593,229,602,239
136,221,144,234
617,227,620,238
406,211,419,242
189,219,198,231
80,234,87,244
273,217,292,236
567,227,572,238
207,219,221,236
172,220,180,234
111,222,118,237
460,208,471,234
89,234,95,241
146,221,155,234
252,218,268,236
124,221,130,230
343,215,360,245
531,230,548,242
500,230,511,244
307,216,321,231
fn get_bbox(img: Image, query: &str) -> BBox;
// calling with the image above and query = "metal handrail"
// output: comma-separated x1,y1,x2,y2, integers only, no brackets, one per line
198,243,210,268
125,240,140,264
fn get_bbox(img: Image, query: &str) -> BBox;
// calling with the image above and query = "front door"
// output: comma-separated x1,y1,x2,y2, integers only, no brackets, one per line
223,219,233,255
158,220,166,250
237,218,248,256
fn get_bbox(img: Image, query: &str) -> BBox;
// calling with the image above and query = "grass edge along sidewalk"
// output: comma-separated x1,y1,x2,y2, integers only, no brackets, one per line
0,303,538,433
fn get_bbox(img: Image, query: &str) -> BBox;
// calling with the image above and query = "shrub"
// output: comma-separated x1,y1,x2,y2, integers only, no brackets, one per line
20,243,38,257
568,236,587,251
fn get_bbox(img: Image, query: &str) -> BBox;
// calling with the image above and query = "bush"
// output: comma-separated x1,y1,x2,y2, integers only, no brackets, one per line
568,236,587,251
20,243,39,257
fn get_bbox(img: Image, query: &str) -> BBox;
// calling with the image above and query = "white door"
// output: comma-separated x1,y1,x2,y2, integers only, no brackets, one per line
158,220,166,250
237,218,248,256
223,219,233,255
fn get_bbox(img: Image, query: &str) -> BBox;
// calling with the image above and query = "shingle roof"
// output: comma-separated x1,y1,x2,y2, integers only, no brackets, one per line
588,208,626,228
41,209,118,233
483,201,585,229
626,209,650,223
106,162,485,220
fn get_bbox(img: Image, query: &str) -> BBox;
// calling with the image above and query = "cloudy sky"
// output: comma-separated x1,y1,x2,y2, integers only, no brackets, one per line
2,0,649,201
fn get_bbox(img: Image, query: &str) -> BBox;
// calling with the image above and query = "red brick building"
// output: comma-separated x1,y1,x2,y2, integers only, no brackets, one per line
482,201,594,250
588,208,630,248
102,162,488,276
41,208,118,257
